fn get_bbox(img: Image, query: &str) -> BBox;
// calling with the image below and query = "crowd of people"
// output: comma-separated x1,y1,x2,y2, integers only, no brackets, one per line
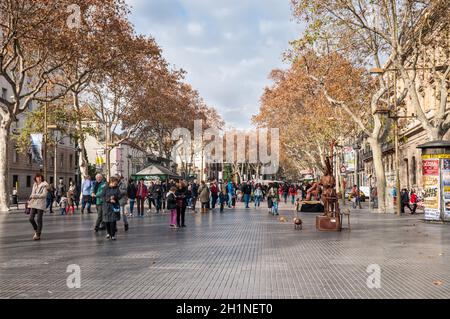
25,174,423,241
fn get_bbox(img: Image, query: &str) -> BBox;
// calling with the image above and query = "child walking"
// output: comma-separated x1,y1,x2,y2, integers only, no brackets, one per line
59,194,68,215
167,186,178,228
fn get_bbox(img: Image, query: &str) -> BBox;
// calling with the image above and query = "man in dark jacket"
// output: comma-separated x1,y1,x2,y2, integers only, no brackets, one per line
191,180,199,213
401,188,412,214
243,182,252,208
92,174,107,232
127,179,137,217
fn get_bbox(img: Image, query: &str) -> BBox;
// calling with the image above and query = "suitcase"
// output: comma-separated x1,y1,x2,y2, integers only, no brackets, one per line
316,215,341,231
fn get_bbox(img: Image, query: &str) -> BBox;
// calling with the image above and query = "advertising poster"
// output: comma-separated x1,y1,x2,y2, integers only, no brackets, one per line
422,159,440,221
441,159,450,219
30,134,43,165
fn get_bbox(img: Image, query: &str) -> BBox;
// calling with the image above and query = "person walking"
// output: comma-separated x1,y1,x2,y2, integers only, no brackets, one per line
118,176,129,231
243,181,252,208
267,183,274,213
152,182,163,214
210,181,219,209
283,184,289,204
401,188,412,214
270,185,279,216
219,189,226,213
102,176,122,240
167,186,178,228
92,174,107,232
175,181,188,228
191,180,199,213
350,185,359,209
55,178,66,204
46,183,55,214
198,181,210,213
27,173,48,241
59,193,68,215
67,181,76,214
254,185,263,208
136,179,148,217
289,185,296,205
81,176,93,214
227,181,234,208
371,185,378,209
410,189,418,214
127,179,137,217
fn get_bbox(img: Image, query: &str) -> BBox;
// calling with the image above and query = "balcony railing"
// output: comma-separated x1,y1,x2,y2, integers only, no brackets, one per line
361,142,394,161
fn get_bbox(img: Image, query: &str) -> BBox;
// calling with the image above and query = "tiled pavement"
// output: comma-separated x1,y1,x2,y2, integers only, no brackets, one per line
0,202,449,299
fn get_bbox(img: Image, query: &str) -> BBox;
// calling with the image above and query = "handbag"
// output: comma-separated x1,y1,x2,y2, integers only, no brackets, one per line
25,201,31,215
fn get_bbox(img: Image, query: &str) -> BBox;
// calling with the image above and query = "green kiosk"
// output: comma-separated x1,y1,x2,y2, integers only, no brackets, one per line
417,140,450,222
132,164,182,182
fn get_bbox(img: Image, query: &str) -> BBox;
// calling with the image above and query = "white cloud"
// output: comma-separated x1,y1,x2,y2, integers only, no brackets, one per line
126,0,304,129
187,22,204,36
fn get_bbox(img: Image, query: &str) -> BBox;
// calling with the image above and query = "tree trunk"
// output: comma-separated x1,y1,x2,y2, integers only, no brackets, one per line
368,137,387,213
0,117,11,212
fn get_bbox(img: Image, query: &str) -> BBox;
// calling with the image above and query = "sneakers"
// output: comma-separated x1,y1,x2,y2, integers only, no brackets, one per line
111,236,116,241
170,224,178,229
32,233,40,240
106,234,110,239
124,224,129,232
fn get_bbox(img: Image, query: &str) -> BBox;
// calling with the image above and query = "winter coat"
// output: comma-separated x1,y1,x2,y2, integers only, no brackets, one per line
118,181,128,206
175,187,188,207
166,192,177,210
28,181,49,211
56,183,66,196
81,179,93,196
127,182,137,199
93,180,107,205
136,183,148,199
102,186,122,223
198,184,210,203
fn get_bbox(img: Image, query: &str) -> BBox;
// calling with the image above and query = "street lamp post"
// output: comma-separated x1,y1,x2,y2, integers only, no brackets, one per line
353,142,362,209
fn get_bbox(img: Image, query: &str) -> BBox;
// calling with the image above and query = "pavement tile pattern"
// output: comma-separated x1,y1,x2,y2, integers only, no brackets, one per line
0,203,449,299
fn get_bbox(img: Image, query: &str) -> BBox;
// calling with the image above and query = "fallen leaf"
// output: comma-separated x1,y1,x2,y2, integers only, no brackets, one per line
439,253,444,256
433,281,443,286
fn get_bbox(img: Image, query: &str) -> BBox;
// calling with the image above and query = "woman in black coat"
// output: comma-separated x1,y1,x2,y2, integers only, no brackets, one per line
102,177,122,240
175,181,188,228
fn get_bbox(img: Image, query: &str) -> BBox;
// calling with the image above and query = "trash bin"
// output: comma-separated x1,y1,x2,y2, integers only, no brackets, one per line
10,194,18,205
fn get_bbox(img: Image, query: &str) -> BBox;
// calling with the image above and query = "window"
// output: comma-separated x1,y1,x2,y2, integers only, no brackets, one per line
26,176,31,188
60,154,64,168
411,156,417,185
1,88,7,100
28,153,32,165
12,148,18,163
69,154,73,169
50,176,54,185
12,175,18,188
50,156,54,167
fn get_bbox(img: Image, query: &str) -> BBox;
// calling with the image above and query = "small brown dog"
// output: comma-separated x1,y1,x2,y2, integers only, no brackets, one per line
293,217,303,230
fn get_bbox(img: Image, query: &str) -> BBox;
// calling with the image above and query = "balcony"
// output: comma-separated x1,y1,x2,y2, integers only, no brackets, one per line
361,142,394,161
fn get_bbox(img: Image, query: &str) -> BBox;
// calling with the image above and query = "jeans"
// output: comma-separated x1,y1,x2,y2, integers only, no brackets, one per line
244,194,250,208
176,206,186,227
29,209,44,235
254,195,261,207
81,195,92,213
95,204,104,229
106,221,117,237
211,194,218,209
191,196,197,211
220,202,224,212
227,193,233,207
155,197,162,212
291,195,295,205
129,199,135,215
120,205,128,225
46,197,54,213
272,201,279,215
137,197,145,216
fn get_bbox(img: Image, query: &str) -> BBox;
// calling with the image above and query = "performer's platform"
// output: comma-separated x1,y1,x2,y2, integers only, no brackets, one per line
300,201,325,213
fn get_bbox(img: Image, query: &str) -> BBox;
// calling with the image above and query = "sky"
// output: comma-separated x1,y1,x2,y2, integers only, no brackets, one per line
125,0,303,129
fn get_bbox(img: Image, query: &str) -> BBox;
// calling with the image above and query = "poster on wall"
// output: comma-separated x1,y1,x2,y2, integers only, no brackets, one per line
441,159,450,219
422,159,440,221
343,147,355,172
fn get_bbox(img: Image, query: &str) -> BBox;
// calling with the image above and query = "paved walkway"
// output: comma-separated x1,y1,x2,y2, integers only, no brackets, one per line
0,202,449,299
